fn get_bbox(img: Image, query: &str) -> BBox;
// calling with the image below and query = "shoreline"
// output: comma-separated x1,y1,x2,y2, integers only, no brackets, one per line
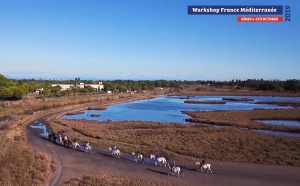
168,91,300,97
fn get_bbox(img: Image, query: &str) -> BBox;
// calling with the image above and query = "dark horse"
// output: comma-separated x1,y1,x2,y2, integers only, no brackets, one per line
48,131,57,143
63,137,71,147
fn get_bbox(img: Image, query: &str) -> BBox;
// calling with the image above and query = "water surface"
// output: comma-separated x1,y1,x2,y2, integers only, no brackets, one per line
30,123,48,137
63,96,298,123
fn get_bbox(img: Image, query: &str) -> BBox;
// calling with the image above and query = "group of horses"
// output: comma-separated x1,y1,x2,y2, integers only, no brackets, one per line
48,132,212,178
48,131,92,153
109,147,212,177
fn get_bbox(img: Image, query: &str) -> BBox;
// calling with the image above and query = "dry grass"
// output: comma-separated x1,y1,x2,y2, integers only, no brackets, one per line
183,109,300,132
0,127,52,186
222,97,254,101
66,111,85,115
256,101,300,108
169,87,300,97
48,119,300,166
64,173,177,186
0,92,160,118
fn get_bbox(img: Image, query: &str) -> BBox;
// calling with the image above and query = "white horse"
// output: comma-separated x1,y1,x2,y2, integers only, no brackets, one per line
83,143,92,153
132,152,144,163
58,135,63,145
72,141,80,150
109,146,121,158
150,154,156,159
150,154,167,166
195,161,212,173
168,164,183,177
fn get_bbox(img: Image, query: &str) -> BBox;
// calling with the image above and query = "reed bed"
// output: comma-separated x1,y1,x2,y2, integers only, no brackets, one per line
256,101,300,107
183,109,300,133
222,97,254,101
169,89,300,97
0,93,133,118
0,116,53,186
48,118,300,166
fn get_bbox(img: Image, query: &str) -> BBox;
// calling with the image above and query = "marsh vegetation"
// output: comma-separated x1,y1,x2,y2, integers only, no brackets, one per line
48,117,300,166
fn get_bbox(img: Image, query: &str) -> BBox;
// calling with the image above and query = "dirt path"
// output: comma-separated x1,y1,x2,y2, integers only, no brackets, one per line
26,115,300,186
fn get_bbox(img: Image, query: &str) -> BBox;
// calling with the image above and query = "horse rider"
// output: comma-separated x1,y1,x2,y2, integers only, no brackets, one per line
85,142,90,148
113,145,117,150
63,135,68,146
48,130,53,140
58,134,63,144
155,151,161,158
172,160,176,167
52,132,57,143
201,158,206,166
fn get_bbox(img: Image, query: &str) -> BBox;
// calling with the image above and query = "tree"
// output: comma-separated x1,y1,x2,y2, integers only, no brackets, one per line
84,85,95,94
11,87,26,100
0,87,13,99
75,77,81,87
284,79,300,91
51,85,62,96
41,86,51,96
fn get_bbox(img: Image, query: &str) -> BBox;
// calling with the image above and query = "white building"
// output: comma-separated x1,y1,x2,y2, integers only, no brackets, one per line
51,82,104,92
51,84,74,91
79,83,85,88
85,83,104,92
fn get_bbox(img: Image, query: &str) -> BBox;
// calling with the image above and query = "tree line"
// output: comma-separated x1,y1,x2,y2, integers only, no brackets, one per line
0,75,41,100
0,74,299,100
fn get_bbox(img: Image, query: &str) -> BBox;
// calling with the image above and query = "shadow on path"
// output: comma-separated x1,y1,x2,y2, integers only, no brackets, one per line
146,168,168,175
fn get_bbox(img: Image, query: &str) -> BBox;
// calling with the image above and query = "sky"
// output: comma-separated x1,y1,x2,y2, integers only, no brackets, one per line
0,0,299,81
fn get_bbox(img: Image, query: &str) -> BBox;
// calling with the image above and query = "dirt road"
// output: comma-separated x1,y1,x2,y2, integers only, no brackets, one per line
26,115,300,186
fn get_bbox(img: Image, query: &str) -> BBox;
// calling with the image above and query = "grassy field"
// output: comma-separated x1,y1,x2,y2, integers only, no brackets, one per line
183,109,300,133
48,118,300,166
